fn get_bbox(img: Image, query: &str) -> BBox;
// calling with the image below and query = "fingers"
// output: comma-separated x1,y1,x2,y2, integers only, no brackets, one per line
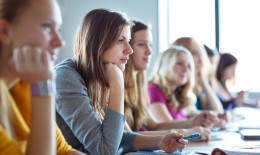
11,46,54,83
200,129,211,142
104,62,124,90
186,126,211,142
167,133,187,153
193,112,218,128
202,112,219,127
159,131,191,154
218,113,228,122
171,138,188,152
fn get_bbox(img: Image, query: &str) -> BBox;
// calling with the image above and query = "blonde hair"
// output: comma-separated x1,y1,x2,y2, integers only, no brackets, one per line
124,20,151,131
0,0,30,139
172,37,211,94
149,46,196,109
124,57,149,131
0,79,14,138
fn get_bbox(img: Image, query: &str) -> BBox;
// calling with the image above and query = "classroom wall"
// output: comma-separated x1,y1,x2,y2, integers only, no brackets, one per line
57,0,159,76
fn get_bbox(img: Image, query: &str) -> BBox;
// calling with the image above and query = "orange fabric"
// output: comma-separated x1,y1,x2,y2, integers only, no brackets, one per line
0,80,28,154
0,126,24,155
10,81,31,126
0,80,73,155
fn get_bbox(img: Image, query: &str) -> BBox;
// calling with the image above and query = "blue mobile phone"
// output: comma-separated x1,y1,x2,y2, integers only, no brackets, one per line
176,133,200,142
176,133,200,141
183,133,200,140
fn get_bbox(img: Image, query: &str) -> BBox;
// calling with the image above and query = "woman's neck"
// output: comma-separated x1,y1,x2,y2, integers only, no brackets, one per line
2,73,19,89
0,51,19,89
170,82,178,94
133,69,138,77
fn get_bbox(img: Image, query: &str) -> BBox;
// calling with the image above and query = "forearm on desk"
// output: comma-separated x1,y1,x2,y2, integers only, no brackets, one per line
133,135,161,151
153,119,193,130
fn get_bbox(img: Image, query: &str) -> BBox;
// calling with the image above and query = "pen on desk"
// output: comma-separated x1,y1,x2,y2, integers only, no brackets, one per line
224,103,233,115
195,152,209,155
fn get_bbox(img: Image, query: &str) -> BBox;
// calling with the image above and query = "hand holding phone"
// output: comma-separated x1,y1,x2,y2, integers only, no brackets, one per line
176,133,200,141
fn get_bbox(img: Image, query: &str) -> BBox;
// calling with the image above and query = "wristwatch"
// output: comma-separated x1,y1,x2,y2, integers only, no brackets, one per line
30,80,55,96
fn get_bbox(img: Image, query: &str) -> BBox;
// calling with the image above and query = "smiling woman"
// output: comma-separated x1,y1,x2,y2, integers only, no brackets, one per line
0,0,62,154
0,0,88,154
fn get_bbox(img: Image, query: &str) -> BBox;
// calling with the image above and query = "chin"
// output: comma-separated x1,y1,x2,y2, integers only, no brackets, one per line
118,65,125,71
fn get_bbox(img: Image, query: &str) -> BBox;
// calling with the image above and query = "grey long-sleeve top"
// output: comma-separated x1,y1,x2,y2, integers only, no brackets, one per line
55,59,137,155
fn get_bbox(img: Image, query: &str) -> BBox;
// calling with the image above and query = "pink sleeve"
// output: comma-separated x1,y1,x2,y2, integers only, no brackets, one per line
147,83,167,105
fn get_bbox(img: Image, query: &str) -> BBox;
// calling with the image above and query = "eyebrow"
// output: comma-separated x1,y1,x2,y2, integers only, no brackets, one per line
136,39,152,43
120,35,131,42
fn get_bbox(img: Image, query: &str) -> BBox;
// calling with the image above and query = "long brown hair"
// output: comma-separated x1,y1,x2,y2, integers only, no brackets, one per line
73,8,132,121
124,20,150,130
216,53,237,88
0,0,30,138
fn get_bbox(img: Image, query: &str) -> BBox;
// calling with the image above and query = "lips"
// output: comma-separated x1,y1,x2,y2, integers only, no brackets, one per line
120,58,128,64
49,51,57,61
143,58,150,63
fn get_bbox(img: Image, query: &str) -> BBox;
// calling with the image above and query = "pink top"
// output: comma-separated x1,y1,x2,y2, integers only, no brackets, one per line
148,83,187,120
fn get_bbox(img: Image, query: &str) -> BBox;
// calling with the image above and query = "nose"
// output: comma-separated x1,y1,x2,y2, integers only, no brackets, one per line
145,45,152,55
51,31,65,49
123,42,133,55
183,66,188,72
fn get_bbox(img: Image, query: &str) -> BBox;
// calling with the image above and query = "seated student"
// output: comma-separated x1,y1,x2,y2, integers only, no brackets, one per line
148,45,198,120
124,20,214,140
212,53,259,109
148,46,209,119
148,45,226,130
0,0,85,154
203,44,220,85
204,44,219,65
55,9,187,155
172,37,224,113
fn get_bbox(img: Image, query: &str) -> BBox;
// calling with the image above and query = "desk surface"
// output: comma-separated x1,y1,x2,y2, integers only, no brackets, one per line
187,107,260,154
129,107,260,155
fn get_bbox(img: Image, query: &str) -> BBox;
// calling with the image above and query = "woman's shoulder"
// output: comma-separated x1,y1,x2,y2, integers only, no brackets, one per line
148,83,164,94
55,58,75,71
54,59,85,86
55,59,80,77
148,83,160,90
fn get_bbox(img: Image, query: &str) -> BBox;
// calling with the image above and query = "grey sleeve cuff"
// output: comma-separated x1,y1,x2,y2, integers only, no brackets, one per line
118,131,138,154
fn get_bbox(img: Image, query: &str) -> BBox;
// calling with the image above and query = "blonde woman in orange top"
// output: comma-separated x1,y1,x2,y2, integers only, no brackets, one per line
0,0,85,154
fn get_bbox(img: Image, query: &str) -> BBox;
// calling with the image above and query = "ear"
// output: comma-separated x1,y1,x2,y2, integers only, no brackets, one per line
0,19,11,44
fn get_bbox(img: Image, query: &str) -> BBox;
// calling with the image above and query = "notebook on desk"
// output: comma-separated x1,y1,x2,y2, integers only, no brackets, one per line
130,150,194,155
239,124,260,131
240,129,260,140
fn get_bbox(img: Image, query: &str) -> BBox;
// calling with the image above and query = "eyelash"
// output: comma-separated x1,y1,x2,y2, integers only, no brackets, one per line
42,23,52,32
138,43,153,47
118,39,124,44
177,62,191,69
